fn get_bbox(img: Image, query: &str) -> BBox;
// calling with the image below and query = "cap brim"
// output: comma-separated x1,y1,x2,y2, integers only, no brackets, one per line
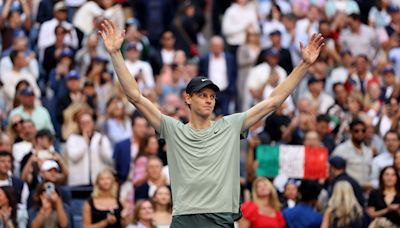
191,82,220,93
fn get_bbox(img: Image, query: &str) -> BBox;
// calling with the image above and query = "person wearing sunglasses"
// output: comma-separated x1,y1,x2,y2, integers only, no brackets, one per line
6,114,24,143
332,118,373,192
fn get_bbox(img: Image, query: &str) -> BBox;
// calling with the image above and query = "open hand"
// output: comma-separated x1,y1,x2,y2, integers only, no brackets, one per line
300,33,325,65
98,20,126,54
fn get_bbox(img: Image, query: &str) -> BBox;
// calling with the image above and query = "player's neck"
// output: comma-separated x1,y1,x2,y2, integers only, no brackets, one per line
188,114,212,129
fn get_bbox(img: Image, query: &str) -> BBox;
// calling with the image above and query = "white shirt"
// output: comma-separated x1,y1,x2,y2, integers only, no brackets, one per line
161,49,175,65
371,152,394,188
1,70,41,102
0,56,39,80
12,141,33,177
124,60,155,90
37,19,79,59
72,1,103,34
222,2,259,45
303,91,335,114
209,54,228,91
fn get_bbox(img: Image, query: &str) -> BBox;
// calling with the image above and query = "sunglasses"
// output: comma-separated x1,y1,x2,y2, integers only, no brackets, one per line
12,120,24,128
352,128,366,133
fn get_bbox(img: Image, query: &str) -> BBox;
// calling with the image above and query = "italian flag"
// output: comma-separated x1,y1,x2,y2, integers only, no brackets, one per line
256,145,328,179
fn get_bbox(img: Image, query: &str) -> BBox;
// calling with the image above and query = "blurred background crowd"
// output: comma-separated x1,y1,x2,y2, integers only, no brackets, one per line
0,0,400,227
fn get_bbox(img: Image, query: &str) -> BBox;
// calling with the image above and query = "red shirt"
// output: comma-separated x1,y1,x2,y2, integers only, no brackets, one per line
241,201,286,228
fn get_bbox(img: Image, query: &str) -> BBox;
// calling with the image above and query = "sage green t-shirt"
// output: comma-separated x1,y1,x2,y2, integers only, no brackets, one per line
159,112,247,216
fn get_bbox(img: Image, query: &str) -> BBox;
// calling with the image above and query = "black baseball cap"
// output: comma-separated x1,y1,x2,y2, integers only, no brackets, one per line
185,76,220,94
329,156,346,169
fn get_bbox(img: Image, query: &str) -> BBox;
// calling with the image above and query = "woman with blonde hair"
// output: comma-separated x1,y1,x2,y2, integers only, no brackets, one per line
152,186,172,227
82,168,123,228
239,177,285,228
321,181,364,228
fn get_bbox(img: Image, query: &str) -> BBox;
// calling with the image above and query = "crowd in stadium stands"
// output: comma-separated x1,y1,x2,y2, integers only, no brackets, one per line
1,0,400,227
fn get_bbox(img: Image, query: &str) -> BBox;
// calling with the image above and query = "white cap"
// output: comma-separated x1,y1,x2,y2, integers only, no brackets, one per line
41,160,59,172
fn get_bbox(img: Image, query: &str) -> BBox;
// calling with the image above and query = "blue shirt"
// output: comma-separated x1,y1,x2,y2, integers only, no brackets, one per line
283,203,322,228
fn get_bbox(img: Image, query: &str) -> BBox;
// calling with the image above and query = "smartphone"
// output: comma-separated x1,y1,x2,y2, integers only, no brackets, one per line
45,182,55,195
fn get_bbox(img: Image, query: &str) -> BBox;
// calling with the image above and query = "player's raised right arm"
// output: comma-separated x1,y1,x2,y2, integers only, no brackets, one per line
98,20,161,132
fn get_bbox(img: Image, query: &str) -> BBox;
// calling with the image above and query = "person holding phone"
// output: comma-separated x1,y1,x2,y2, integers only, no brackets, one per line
29,181,70,228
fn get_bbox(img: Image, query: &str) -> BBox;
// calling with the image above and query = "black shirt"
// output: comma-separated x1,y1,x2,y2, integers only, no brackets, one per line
367,189,400,225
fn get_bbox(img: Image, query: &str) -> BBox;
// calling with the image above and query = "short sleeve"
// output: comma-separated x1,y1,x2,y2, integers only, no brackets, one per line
159,114,179,139
241,201,258,222
224,112,247,138
367,190,380,208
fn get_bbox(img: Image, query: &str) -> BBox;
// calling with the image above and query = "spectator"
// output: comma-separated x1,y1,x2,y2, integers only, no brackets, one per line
263,103,291,143
199,36,237,115
316,114,335,153
326,156,365,206
25,160,71,209
1,50,40,104
135,156,168,201
127,199,154,228
246,48,287,112
55,70,85,139
9,86,54,133
152,186,172,227
280,180,299,209
260,4,285,49
361,115,386,156
82,168,123,228
303,130,322,148
113,115,148,183
12,119,36,177
72,0,103,35
303,76,334,114
172,2,202,57
380,66,398,102
104,96,132,146
222,0,258,53
0,31,39,81
65,109,113,187
28,181,70,228
42,25,74,85
321,181,364,228
20,129,68,190
37,1,79,58
339,14,379,61
236,26,261,111
0,133,12,153
124,42,155,91
368,0,391,28
367,166,400,226
0,151,29,210
262,30,293,75
371,130,399,188
332,118,373,189
158,63,187,105
6,115,24,143
149,31,177,76
282,180,322,228
133,134,160,188
0,0,31,50
0,186,18,228
239,177,286,228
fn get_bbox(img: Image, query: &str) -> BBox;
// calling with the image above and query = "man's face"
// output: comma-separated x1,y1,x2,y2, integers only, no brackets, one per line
351,124,366,144
384,133,399,153
20,94,35,108
0,156,11,175
333,84,347,105
186,88,216,118
22,122,36,141
66,78,81,92
147,159,162,180
356,57,368,73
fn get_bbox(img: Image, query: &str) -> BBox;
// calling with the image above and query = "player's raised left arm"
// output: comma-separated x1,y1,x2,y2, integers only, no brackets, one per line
242,33,324,131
